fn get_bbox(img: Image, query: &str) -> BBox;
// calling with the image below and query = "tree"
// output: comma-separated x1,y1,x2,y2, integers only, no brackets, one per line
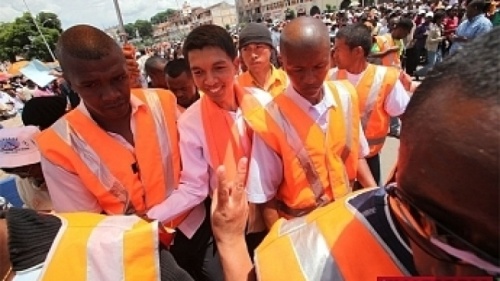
150,9,178,24
124,23,136,39
0,12,61,62
134,20,153,38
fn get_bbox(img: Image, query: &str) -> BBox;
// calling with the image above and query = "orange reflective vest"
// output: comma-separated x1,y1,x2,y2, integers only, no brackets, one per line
39,213,165,281
201,85,267,233
36,89,186,227
237,66,288,98
245,81,360,218
330,64,399,157
255,188,413,280
375,33,401,68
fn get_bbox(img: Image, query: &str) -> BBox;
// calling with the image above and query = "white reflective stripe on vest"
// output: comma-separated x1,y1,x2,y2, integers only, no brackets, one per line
86,216,143,281
143,90,175,197
264,101,325,201
285,221,345,281
361,66,387,131
328,68,338,81
51,117,130,208
331,82,353,162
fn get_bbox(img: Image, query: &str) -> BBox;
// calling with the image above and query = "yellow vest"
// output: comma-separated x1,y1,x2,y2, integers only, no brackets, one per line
39,213,165,281
330,64,399,156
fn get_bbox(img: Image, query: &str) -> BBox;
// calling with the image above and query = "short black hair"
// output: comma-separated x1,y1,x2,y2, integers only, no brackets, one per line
145,56,168,73
310,6,321,16
395,18,414,31
433,10,446,22
403,27,500,127
335,24,373,57
164,58,190,78
183,25,237,64
55,24,120,73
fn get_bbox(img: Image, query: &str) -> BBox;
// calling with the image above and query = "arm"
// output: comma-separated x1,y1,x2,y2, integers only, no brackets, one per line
147,114,209,223
211,158,256,281
260,199,280,229
356,128,377,188
246,133,283,230
356,159,377,188
384,80,411,117
40,156,102,213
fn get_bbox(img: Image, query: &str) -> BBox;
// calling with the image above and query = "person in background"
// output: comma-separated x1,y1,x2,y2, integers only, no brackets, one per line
371,18,414,69
237,23,288,98
449,0,492,54
443,5,460,56
0,126,52,211
414,11,446,79
330,24,410,186
19,80,36,102
145,56,169,89
21,96,68,130
164,58,200,112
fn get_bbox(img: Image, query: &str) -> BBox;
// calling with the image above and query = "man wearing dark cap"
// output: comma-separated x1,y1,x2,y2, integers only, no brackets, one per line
237,23,287,98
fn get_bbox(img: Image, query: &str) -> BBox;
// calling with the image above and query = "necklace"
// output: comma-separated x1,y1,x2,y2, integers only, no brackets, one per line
1,266,11,281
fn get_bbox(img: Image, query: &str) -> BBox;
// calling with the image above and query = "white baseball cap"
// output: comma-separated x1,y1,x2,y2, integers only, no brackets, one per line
0,126,41,168
426,11,434,18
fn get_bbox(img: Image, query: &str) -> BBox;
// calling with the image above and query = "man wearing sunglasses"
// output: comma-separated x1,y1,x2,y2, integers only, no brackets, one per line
210,27,500,280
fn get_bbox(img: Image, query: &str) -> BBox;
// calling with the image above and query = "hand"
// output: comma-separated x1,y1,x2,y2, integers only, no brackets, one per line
399,71,413,93
122,43,142,89
211,158,249,245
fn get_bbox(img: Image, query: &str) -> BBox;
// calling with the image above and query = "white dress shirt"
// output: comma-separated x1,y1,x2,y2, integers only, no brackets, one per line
147,88,272,238
247,83,370,204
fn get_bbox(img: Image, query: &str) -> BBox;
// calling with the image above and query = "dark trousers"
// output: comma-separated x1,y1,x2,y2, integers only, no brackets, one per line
366,153,381,186
405,47,419,75
246,231,267,260
170,199,224,281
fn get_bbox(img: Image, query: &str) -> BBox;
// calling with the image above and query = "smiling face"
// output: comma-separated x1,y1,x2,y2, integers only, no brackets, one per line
63,51,131,122
187,46,238,105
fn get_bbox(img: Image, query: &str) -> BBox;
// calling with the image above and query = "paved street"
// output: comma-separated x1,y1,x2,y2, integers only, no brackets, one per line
380,136,399,184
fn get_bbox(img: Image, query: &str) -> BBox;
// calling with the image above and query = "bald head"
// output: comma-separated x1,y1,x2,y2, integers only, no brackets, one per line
280,17,330,56
56,25,121,73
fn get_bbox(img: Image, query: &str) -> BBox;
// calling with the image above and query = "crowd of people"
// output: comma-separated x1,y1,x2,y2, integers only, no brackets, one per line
0,0,498,280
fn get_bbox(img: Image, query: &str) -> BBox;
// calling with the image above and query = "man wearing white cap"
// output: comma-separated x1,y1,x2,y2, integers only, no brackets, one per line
0,126,52,210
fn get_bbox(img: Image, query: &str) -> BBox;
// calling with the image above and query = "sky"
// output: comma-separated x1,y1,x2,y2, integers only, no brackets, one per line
0,0,234,29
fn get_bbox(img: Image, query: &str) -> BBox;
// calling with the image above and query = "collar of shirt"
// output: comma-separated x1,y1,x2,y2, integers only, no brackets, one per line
243,66,285,92
77,95,146,151
468,13,485,23
284,83,337,121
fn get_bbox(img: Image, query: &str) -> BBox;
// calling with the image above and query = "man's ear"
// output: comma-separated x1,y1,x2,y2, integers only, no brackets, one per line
233,56,241,72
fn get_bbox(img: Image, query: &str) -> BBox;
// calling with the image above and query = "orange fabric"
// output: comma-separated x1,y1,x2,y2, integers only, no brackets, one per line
376,34,401,68
201,92,245,179
255,190,405,280
245,82,359,215
40,213,161,281
237,66,287,98
336,64,399,156
37,89,187,228
201,85,266,232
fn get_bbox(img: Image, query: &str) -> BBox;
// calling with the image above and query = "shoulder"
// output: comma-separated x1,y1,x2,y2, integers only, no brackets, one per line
178,99,202,130
257,188,382,253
